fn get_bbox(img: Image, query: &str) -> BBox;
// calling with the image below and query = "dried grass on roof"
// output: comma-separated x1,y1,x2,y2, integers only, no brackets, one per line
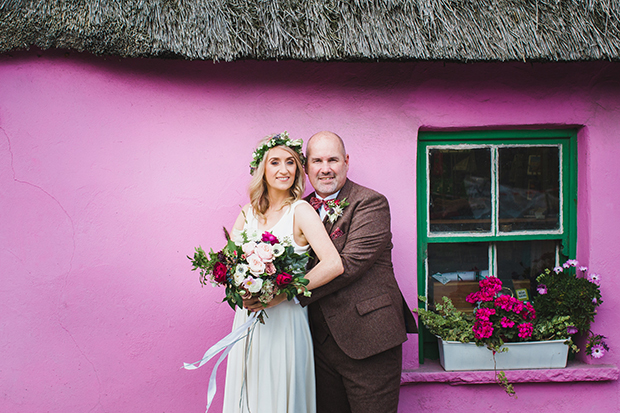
1,0,619,61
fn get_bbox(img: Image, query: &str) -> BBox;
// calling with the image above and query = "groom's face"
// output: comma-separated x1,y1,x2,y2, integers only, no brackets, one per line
305,135,349,198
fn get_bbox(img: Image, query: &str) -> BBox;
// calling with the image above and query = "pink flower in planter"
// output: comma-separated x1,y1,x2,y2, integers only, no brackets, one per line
518,322,533,338
474,307,496,321
473,320,494,339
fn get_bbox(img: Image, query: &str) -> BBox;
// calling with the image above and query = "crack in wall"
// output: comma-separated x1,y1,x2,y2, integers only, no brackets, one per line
1,126,77,290
2,125,102,411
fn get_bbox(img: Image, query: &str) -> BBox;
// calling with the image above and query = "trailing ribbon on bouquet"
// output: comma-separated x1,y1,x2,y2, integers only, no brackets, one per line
183,312,259,412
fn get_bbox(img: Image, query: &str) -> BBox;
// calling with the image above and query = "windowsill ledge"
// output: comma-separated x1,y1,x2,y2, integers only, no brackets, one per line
401,360,619,385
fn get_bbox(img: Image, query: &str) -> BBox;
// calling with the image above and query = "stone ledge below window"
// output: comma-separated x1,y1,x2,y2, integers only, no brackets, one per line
401,360,619,385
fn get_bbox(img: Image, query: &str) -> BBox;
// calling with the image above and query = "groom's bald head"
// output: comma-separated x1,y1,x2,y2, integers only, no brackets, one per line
306,131,347,159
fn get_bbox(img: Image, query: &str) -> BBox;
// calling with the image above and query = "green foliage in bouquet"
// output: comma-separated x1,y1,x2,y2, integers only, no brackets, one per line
276,245,311,300
190,239,244,310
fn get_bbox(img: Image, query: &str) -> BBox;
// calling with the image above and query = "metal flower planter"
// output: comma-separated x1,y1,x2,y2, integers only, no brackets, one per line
438,338,569,371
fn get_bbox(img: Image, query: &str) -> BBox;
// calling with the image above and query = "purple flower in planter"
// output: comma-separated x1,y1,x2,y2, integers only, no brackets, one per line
591,344,606,359
567,326,578,335
566,259,579,267
587,273,601,286
537,284,548,295
579,266,588,273
553,266,563,274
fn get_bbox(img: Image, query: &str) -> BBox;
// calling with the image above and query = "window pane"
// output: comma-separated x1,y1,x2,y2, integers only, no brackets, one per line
496,240,557,301
429,148,491,232
498,147,560,232
428,242,489,313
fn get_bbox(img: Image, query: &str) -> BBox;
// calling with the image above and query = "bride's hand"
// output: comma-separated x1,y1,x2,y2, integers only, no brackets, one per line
243,293,287,312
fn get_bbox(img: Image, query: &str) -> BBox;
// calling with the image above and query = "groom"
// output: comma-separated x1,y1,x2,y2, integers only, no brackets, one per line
300,131,417,413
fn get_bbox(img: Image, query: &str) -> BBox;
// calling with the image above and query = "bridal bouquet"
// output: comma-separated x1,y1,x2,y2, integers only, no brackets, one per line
189,228,311,322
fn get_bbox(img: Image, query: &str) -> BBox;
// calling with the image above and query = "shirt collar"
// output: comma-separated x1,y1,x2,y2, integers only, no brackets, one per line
316,190,340,202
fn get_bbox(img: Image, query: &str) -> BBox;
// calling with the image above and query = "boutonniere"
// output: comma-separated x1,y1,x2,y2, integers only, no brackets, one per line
325,198,349,223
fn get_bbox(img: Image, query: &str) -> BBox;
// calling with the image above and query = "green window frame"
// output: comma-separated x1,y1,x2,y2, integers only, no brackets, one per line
416,129,578,361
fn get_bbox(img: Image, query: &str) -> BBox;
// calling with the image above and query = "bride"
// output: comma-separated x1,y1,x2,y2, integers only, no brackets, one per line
222,132,343,413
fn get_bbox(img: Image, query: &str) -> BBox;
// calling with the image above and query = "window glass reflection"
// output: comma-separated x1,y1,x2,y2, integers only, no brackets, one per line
428,242,488,313
496,240,557,301
429,148,492,232
498,147,560,232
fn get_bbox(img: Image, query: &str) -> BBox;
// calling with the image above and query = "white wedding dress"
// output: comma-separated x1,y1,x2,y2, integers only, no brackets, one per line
222,200,315,413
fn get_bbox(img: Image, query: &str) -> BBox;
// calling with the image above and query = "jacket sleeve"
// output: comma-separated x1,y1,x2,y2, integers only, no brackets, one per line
301,191,392,304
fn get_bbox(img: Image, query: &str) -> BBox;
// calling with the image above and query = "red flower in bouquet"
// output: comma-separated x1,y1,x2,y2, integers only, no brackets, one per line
276,272,293,286
213,262,228,284
261,232,279,245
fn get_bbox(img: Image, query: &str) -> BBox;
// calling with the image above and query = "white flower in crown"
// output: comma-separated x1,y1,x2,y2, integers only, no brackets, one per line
249,131,306,175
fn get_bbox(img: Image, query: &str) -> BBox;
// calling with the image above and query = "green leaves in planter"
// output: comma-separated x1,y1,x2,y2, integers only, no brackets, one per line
414,296,475,343
534,266,602,335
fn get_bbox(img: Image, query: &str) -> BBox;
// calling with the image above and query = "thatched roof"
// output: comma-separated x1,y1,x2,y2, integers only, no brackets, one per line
1,0,620,62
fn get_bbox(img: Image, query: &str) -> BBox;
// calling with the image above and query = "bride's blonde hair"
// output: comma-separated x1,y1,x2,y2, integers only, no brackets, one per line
249,134,306,219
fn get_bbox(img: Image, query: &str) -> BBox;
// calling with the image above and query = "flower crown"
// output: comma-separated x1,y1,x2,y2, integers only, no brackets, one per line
249,131,305,175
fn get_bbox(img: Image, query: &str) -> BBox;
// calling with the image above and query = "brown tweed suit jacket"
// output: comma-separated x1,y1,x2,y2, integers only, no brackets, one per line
300,179,416,360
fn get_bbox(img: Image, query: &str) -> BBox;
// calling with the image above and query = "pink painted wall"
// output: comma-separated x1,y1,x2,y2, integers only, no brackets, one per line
1,50,619,412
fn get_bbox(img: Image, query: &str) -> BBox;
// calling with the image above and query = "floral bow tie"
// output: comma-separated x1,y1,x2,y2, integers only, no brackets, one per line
309,197,328,211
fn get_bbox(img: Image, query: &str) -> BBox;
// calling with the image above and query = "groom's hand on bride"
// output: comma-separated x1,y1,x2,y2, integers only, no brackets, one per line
243,293,287,312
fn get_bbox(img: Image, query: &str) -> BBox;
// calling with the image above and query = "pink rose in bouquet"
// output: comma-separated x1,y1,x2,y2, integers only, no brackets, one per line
247,254,266,275
265,262,276,275
256,242,274,262
242,242,257,256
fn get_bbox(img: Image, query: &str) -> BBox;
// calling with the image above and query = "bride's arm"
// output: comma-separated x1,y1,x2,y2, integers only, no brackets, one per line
294,202,343,290
232,204,250,233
